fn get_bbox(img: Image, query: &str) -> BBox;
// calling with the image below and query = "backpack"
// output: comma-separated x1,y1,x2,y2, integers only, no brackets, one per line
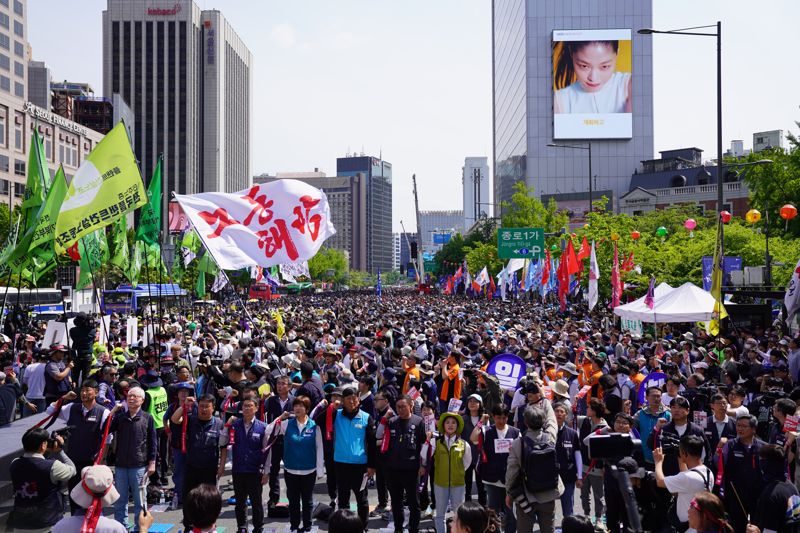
521,436,559,493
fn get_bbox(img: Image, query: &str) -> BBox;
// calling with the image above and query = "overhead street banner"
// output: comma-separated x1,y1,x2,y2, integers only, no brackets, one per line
497,227,544,259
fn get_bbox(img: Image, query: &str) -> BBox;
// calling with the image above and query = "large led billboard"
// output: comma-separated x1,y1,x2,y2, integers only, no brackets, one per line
553,29,632,139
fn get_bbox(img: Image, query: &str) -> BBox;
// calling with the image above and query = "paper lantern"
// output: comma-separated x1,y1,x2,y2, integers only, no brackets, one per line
611,232,620,241
571,232,577,239
684,219,697,231
631,230,641,241
780,204,798,221
745,209,761,224
655,226,668,238
720,211,732,224
583,224,590,229
550,244,558,252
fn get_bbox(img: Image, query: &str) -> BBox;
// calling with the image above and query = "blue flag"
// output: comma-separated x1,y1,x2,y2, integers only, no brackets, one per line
377,269,382,301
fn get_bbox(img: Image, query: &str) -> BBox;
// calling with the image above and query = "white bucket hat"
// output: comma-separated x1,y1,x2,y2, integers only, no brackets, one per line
70,465,120,509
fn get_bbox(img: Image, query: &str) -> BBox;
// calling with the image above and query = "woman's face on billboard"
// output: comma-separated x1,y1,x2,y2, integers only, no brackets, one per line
572,42,617,93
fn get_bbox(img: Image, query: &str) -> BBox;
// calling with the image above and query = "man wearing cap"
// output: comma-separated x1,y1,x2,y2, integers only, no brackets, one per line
141,372,170,486
45,380,111,512
44,344,74,407
8,427,76,532
330,387,377,529
69,312,96,386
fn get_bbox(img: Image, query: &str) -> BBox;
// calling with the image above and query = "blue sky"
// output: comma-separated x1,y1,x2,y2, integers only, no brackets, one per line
28,1,799,232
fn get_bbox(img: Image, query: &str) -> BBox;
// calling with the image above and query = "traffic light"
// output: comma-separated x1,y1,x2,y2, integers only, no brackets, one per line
410,242,418,257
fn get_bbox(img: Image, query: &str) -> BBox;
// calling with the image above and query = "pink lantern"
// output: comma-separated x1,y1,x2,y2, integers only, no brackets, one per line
684,218,697,231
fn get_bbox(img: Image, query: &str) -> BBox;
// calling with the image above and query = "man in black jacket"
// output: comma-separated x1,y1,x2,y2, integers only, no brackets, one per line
377,395,426,533
646,396,709,477
69,312,96,386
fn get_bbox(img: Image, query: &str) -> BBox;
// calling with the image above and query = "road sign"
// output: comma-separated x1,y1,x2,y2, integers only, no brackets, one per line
497,227,544,259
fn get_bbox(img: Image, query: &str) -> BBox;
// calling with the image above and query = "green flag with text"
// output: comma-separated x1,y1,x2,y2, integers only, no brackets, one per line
135,158,161,246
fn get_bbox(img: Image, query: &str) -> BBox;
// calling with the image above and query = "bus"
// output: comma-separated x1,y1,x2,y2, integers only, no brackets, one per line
248,283,280,301
102,284,189,314
0,288,67,314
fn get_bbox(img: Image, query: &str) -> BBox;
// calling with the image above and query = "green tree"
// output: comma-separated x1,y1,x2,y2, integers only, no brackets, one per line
308,247,348,283
383,271,405,285
740,147,800,237
501,182,570,234
347,270,375,288
464,241,502,277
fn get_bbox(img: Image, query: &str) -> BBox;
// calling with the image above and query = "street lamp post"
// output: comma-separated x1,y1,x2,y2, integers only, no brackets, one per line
546,142,592,216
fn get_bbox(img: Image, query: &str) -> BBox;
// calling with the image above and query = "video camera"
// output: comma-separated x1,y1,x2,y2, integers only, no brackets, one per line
48,425,75,450
587,433,642,461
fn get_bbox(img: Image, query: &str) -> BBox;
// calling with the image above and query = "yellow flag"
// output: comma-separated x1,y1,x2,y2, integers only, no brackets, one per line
271,310,285,341
710,216,728,332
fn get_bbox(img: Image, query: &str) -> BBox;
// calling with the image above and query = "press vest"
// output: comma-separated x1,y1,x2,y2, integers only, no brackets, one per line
480,425,520,484
145,387,169,430
231,418,267,474
8,456,63,529
65,403,106,464
433,437,466,488
284,418,318,471
186,416,224,469
333,408,370,465
384,414,425,470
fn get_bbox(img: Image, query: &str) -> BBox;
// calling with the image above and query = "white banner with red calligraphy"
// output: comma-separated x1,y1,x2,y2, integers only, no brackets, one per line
174,179,336,270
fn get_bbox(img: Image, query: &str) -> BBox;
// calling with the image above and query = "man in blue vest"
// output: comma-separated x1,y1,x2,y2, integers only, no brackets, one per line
8,427,76,530
46,380,110,513
221,397,270,533
332,387,377,529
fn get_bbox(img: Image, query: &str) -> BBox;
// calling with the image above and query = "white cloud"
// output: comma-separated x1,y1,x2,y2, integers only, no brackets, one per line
270,23,297,48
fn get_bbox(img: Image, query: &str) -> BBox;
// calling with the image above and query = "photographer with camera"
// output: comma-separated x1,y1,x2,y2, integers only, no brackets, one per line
8,427,76,531
653,434,714,533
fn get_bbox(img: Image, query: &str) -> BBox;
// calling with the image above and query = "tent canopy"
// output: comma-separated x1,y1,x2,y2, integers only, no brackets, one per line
614,282,715,323
613,282,674,321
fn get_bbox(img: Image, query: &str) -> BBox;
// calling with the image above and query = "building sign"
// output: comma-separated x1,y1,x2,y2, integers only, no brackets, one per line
23,101,88,137
552,28,633,139
497,227,544,259
147,3,181,16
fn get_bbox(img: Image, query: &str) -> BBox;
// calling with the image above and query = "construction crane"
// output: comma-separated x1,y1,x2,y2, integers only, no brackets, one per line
412,174,429,292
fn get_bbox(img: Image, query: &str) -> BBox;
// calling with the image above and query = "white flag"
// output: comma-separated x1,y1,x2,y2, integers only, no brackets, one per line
181,246,196,267
475,267,490,286
499,268,508,301
785,257,800,321
588,240,600,311
211,271,227,293
174,179,336,270
280,260,310,282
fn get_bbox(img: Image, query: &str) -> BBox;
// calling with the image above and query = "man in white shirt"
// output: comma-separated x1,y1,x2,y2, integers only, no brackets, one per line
654,434,714,533
21,352,47,417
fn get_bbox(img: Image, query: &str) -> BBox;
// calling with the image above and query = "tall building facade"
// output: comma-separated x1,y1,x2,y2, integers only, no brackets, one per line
419,210,464,256
102,0,252,196
336,156,392,274
462,156,490,229
492,0,654,211
392,233,401,271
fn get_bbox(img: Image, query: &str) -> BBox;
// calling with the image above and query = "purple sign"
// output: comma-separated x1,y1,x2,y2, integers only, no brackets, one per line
487,353,526,390
638,371,667,405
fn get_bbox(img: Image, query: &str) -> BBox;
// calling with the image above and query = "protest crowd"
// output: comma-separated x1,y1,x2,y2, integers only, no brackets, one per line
2,290,800,533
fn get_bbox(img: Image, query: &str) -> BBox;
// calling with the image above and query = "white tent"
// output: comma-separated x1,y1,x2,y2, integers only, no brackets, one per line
614,282,716,323
613,282,674,321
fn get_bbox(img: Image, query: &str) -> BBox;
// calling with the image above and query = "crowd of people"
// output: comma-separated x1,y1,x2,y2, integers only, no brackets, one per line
2,290,800,533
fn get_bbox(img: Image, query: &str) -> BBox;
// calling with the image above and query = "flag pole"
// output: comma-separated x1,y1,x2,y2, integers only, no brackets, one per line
77,236,112,353
156,154,164,332
173,192,261,338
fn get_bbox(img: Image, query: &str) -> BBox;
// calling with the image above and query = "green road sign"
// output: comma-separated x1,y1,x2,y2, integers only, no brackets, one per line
424,260,437,273
497,227,545,259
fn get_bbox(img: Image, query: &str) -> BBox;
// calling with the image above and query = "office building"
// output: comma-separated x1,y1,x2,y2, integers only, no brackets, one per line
336,155,393,274
392,233,401,271
492,0,654,211
256,170,368,272
399,232,415,274
463,156,490,229
27,60,49,109
419,210,464,256
753,130,784,153
103,0,252,195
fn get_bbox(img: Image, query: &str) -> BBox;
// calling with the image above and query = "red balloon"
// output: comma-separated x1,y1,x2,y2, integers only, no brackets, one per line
720,211,732,224
631,230,641,241
780,204,798,221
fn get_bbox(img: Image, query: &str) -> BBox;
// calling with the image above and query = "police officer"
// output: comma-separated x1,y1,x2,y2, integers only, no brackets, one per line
221,397,270,533
471,403,521,532
46,381,110,512
377,394,426,533
141,372,170,486
8,428,76,531
170,394,226,508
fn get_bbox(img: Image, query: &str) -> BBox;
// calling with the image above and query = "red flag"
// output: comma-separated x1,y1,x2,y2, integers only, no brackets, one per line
558,257,570,312
472,280,481,294
577,236,590,261
488,276,496,300
66,242,81,261
566,240,580,276
541,250,551,285
454,265,463,281
611,242,622,308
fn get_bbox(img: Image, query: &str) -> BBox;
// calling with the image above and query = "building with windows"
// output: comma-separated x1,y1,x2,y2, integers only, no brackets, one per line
392,232,400,271
492,0,654,211
0,1,105,209
463,156,490,229
419,210,463,256
255,170,369,272
336,155,392,274
103,0,252,195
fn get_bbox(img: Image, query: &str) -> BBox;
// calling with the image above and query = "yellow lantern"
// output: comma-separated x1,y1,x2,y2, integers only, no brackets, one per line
745,209,761,224
610,232,620,241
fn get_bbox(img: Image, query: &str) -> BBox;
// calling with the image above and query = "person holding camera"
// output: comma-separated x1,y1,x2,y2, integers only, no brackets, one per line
653,434,714,533
69,312,97,386
45,381,110,512
8,427,76,531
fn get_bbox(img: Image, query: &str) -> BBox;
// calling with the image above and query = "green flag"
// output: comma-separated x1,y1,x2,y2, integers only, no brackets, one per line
197,252,218,276
180,229,201,252
21,130,49,234
55,122,146,254
196,270,206,298
110,214,130,276
144,242,166,276
135,158,162,245
129,240,143,287
77,231,104,290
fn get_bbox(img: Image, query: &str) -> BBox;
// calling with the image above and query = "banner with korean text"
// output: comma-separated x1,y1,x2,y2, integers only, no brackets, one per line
174,179,336,270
